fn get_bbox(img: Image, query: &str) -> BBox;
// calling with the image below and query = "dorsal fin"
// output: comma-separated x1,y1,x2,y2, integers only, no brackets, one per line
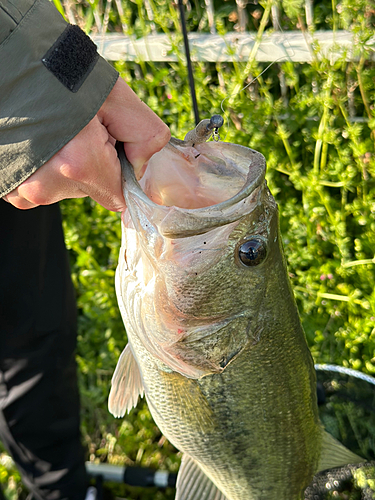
108,344,144,418
318,430,364,472
176,454,228,500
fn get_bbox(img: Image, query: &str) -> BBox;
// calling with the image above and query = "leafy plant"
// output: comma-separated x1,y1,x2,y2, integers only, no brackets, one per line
1,0,375,498
60,0,375,497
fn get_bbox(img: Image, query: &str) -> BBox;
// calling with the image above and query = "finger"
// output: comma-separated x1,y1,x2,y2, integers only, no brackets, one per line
108,133,116,147
6,117,125,212
55,119,126,211
98,78,171,173
17,168,86,206
3,191,39,210
67,147,125,212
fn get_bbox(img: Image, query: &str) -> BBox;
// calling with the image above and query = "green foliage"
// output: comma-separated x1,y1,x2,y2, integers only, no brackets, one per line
62,0,375,497
0,448,23,500
2,0,375,498
353,465,375,494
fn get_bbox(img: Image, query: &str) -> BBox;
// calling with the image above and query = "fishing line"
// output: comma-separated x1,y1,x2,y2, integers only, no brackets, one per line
218,18,296,140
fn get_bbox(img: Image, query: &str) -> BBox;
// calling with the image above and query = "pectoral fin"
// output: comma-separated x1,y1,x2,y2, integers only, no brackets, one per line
108,344,144,418
176,454,228,500
318,430,364,472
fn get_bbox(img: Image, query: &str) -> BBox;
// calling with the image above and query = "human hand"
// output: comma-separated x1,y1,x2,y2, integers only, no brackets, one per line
3,78,170,212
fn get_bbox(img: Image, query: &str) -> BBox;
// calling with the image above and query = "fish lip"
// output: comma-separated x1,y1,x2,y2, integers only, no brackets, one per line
116,140,266,238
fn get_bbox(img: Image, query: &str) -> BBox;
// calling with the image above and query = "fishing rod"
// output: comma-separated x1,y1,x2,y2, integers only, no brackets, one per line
178,0,200,125
86,462,177,488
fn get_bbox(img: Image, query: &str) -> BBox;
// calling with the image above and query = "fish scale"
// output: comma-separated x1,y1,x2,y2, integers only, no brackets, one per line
134,306,320,500
109,125,364,500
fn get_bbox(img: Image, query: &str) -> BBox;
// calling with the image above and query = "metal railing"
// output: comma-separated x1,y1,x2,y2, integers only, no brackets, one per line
85,0,375,63
59,0,375,64
91,29,361,63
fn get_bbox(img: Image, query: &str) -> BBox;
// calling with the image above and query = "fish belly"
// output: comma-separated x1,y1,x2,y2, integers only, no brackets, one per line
137,335,322,500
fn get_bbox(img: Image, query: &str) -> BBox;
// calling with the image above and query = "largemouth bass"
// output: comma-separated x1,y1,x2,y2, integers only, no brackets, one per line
109,118,362,500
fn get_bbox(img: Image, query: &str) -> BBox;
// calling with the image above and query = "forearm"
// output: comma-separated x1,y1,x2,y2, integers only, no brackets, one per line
0,0,118,198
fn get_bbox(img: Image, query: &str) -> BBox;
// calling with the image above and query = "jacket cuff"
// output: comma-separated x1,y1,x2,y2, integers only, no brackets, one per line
0,0,119,197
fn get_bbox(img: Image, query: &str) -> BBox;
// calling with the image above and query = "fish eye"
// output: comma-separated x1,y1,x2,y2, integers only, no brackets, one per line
237,238,267,267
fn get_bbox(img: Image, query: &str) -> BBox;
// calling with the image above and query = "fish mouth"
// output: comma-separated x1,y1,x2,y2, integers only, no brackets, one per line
116,139,266,238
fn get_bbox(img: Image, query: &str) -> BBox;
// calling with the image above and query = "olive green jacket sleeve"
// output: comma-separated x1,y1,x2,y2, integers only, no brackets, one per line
0,0,119,198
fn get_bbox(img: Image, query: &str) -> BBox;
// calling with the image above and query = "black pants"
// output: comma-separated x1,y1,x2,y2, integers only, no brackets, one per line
0,200,88,500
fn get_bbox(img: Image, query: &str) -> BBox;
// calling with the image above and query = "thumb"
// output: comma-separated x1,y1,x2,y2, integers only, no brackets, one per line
98,78,171,173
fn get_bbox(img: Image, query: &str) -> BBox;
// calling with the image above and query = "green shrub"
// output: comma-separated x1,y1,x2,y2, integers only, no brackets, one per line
2,0,375,498
60,0,375,498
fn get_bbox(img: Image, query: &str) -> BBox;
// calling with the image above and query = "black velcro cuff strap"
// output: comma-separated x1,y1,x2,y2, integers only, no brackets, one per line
42,25,99,93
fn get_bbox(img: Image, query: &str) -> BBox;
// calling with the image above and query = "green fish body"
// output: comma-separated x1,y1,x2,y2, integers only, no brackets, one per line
109,126,362,500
